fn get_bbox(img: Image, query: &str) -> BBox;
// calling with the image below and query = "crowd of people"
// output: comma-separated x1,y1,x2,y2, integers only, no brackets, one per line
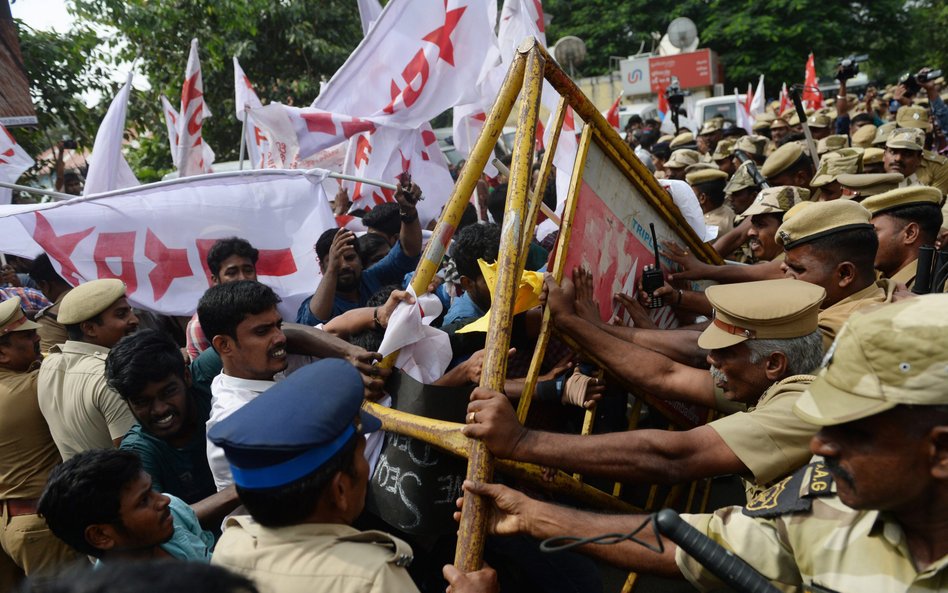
0,65,947,593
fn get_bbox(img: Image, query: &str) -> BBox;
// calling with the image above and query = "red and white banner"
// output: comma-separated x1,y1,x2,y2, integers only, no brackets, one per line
0,171,335,317
175,39,214,177
0,124,34,205
84,73,140,195
749,74,766,117
233,57,267,169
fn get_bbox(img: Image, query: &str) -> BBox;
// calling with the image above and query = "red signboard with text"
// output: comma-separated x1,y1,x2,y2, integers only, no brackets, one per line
648,49,718,93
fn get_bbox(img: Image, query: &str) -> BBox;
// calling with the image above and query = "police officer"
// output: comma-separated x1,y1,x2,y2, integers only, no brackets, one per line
468,278,827,502
209,359,496,593
861,185,943,289
0,298,77,590
460,295,948,592
37,279,139,460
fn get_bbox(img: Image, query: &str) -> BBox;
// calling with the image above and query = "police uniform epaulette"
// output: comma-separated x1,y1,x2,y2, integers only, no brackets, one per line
743,460,834,518
35,303,58,322
337,529,414,567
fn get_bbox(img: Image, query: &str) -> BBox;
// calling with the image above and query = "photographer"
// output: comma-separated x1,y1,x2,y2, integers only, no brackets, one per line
917,67,948,134
832,55,868,136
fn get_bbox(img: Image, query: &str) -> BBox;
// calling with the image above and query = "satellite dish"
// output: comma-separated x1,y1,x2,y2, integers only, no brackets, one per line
667,17,697,49
553,36,586,76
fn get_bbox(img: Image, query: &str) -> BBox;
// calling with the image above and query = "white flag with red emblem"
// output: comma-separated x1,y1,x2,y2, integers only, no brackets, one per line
314,0,492,132
84,73,140,195
175,39,214,177
0,171,336,317
0,124,34,205
161,95,215,174
233,57,268,169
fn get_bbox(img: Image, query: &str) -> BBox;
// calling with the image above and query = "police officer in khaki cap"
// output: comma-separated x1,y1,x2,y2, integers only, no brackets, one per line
810,148,863,201
815,134,849,157
663,148,700,181
850,123,877,149
0,297,79,589
884,127,927,186
687,168,734,240
862,185,943,289
770,117,790,145
454,295,948,593
711,138,737,175
861,146,886,173
871,121,897,146
837,172,904,200
471,276,827,504
806,112,833,140
37,279,139,460
733,134,768,165
669,131,696,150
724,161,762,216
761,142,815,189
894,105,948,195
740,186,810,264
776,200,898,349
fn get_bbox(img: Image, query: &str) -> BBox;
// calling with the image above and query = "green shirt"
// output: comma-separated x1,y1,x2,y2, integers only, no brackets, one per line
119,388,215,505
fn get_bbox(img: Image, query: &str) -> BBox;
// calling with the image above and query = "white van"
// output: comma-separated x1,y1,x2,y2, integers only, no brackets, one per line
617,103,660,130
694,94,746,127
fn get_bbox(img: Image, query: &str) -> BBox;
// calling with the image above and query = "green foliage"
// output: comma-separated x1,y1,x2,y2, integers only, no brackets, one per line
69,0,364,177
13,21,111,182
544,0,926,95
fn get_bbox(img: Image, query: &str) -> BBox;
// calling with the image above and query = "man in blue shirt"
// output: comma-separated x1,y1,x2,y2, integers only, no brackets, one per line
297,182,423,326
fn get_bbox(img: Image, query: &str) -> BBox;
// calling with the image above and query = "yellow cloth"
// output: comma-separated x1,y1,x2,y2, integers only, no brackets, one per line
456,259,545,334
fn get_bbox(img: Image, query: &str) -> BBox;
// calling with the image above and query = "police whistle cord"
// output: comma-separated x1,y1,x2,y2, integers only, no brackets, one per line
540,509,781,593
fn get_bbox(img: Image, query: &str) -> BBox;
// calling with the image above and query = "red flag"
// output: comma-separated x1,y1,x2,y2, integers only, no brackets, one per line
606,95,621,131
802,53,822,109
779,82,789,115
744,82,754,114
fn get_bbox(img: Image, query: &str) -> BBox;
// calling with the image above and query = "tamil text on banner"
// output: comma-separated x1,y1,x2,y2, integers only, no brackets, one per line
0,171,336,318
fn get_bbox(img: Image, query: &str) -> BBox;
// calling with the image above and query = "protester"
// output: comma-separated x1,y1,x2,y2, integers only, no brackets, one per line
38,449,213,563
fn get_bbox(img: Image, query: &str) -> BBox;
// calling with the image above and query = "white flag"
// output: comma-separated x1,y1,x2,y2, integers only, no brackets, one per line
344,124,454,227
0,124,34,205
357,0,383,36
314,0,492,131
233,57,268,169
0,171,336,317
162,95,215,175
84,73,140,195
750,74,766,117
175,38,214,177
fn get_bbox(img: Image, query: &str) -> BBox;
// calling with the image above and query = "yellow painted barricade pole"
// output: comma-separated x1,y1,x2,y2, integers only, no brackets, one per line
454,42,545,571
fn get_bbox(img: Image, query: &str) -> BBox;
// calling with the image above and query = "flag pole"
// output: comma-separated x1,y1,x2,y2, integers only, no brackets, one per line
0,182,71,201
238,107,248,171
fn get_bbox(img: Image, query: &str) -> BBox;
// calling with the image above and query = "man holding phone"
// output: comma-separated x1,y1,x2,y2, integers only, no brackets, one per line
297,174,423,325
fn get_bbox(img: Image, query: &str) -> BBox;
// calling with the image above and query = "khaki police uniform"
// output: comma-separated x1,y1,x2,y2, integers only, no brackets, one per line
0,299,78,590
34,292,68,355
696,279,825,499
894,105,948,196
213,517,419,593
702,204,735,240
36,279,136,460
680,295,948,593
817,279,898,351
37,341,135,460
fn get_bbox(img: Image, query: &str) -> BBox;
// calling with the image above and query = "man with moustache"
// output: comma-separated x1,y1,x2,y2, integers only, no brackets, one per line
198,281,292,491
38,279,140,461
0,297,78,590
466,278,827,501
461,296,948,592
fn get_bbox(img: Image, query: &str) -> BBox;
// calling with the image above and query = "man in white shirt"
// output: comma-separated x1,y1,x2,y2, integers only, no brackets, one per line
198,281,290,491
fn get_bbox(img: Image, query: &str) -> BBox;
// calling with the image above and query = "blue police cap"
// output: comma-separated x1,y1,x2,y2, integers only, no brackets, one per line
207,358,382,490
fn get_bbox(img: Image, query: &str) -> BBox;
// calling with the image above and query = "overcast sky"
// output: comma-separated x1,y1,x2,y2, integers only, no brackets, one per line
10,0,71,33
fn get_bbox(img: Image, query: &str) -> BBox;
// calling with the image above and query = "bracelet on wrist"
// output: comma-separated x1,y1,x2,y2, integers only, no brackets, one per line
400,209,418,223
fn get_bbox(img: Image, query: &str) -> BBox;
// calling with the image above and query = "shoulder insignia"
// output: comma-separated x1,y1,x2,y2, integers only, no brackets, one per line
337,530,414,568
744,461,834,518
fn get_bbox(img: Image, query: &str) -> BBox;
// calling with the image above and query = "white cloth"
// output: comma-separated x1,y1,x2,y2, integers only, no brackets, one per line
84,72,140,195
206,373,275,492
657,179,708,242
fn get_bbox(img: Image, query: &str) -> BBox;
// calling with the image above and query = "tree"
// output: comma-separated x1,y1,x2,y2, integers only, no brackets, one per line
71,0,364,180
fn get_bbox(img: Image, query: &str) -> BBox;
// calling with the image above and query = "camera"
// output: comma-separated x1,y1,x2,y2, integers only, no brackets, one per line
900,68,943,96
664,76,687,110
835,55,868,82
